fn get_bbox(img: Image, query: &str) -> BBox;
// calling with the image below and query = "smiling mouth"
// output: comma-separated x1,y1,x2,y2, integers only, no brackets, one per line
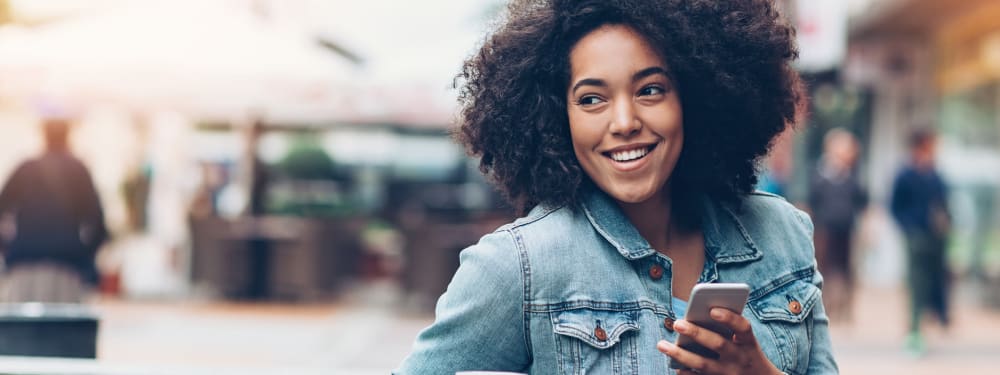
605,143,657,162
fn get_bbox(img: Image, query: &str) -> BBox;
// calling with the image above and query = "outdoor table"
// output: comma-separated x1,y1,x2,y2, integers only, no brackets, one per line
0,303,99,358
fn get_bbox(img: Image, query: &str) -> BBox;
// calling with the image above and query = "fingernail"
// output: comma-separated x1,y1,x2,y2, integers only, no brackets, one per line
674,319,689,332
710,308,725,319
657,340,675,353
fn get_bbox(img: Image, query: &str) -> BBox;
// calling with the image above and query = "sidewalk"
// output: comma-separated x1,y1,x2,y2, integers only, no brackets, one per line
87,280,1000,374
830,283,1000,374
93,281,430,374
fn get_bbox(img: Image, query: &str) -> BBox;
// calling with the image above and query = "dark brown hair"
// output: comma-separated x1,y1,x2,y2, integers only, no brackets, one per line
456,0,804,213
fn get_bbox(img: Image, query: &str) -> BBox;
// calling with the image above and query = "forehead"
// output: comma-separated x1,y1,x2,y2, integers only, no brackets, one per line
568,24,665,77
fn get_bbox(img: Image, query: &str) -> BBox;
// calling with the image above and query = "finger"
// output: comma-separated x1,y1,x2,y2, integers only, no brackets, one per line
657,340,723,374
673,319,732,354
710,307,755,344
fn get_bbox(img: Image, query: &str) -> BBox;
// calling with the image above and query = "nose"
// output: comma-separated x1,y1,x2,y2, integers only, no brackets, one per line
609,99,641,137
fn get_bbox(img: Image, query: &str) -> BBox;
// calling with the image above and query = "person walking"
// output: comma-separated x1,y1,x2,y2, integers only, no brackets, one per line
890,128,950,356
809,128,867,324
0,118,108,303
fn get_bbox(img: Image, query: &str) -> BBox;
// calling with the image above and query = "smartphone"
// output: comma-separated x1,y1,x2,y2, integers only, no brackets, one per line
669,283,750,370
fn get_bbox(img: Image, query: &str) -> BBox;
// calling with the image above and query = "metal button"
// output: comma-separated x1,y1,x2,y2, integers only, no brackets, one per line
788,300,803,315
663,317,675,332
649,264,664,280
594,326,607,341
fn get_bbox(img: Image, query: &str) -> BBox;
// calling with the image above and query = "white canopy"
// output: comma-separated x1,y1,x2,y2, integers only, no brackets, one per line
0,0,363,123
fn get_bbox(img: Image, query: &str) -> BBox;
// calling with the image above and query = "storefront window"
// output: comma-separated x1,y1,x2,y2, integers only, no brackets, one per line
939,83,999,148
937,81,1000,277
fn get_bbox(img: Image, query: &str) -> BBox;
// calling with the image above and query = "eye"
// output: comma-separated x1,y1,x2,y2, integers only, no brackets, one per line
576,95,606,107
638,85,666,97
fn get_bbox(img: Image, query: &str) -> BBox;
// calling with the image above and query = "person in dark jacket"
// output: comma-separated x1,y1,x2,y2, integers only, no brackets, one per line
809,128,867,324
0,118,108,302
890,128,950,357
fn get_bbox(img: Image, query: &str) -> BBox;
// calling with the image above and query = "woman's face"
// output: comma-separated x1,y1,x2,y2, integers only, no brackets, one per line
567,24,683,205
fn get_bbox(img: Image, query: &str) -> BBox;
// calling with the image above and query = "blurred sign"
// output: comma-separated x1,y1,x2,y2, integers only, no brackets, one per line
0,1,10,25
794,0,848,73
983,30,1000,73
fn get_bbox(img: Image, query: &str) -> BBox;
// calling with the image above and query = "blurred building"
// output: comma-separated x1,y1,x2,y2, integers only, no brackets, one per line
848,0,1000,280
775,0,1000,285
0,0,504,301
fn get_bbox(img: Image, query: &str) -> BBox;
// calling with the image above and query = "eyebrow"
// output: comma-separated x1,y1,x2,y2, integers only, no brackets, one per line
570,66,670,95
633,66,669,82
571,78,607,95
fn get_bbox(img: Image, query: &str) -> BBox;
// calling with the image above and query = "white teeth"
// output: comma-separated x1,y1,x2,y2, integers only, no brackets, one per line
610,147,649,162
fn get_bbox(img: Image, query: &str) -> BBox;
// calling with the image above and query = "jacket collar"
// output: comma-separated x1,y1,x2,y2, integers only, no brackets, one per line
699,196,763,264
579,188,761,264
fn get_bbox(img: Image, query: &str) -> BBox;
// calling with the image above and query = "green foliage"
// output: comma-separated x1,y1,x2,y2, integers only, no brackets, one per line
265,134,358,217
277,135,337,181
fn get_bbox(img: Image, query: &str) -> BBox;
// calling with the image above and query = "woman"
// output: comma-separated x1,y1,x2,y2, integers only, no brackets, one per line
396,0,837,374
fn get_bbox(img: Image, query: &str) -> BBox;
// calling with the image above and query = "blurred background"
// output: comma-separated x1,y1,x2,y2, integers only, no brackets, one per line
0,0,997,374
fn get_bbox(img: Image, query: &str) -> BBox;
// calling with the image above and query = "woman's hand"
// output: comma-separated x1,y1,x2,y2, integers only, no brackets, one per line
657,308,782,375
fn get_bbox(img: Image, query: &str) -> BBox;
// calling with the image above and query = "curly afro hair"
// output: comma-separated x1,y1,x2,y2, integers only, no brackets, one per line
456,0,803,214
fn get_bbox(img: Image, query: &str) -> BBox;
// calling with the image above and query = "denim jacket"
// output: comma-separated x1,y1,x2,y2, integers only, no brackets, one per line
396,189,838,374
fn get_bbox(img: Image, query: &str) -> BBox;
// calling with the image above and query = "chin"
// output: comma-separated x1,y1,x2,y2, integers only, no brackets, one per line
608,189,657,204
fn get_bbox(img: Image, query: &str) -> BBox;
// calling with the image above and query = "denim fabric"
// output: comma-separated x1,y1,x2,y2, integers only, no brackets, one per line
395,189,839,374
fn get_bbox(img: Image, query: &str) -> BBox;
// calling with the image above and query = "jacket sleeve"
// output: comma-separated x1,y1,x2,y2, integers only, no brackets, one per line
394,230,530,374
889,172,907,227
807,168,821,213
805,267,839,374
76,165,108,253
0,163,27,214
796,210,840,374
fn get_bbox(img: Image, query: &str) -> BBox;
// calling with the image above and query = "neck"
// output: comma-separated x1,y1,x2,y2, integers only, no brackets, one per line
912,157,933,172
617,186,672,251
45,139,69,152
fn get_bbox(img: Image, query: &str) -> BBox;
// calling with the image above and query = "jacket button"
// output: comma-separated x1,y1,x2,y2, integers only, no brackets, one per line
594,326,607,341
649,264,664,280
788,300,803,315
663,317,675,332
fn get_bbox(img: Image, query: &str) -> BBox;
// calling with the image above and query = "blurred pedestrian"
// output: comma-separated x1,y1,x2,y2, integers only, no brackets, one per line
890,128,950,356
809,128,867,324
244,120,270,216
0,118,108,303
396,0,837,373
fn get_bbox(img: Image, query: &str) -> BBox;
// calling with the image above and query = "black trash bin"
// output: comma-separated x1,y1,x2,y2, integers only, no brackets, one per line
0,303,99,358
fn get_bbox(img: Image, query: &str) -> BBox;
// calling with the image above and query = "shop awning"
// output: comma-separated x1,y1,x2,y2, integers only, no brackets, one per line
850,0,999,39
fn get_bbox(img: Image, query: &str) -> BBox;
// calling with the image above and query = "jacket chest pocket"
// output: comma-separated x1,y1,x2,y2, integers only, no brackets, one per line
551,308,640,375
748,280,822,375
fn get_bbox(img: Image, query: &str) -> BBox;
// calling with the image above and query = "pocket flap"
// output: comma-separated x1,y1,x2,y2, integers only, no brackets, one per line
552,309,639,349
749,281,820,323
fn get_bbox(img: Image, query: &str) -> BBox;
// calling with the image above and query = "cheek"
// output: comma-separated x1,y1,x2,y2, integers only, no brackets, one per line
659,107,684,135
567,114,603,150
638,100,683,135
